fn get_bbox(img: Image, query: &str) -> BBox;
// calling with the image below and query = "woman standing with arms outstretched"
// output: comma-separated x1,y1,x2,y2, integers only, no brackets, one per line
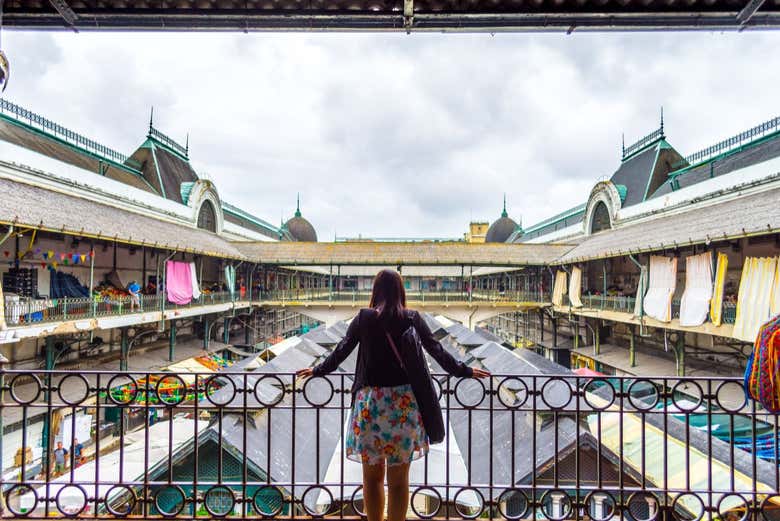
297,269,490,521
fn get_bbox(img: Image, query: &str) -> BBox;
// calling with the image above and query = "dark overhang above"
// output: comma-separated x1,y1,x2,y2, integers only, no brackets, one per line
4,1,780,31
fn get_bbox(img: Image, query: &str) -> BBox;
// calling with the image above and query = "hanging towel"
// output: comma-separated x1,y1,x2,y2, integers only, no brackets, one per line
569,267,583,308
733,257,778,343
710,253,729,326
166,260,193,305
643,255,678,323
679,252,713,327
189,262,201,300
552,270,567,306
224,264,236,298
633,265,648,317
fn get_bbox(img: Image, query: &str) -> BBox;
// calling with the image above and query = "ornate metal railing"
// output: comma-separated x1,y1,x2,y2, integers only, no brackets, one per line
622,127,664,160
0,369,776,520
0,98,130,166
678,115,780,169
255,289,546,305
148,126,188,158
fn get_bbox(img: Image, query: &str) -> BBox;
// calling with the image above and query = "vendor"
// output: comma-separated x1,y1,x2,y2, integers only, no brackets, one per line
128,280,141,311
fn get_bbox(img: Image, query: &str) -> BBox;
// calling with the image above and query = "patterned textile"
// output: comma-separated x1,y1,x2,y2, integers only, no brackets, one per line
745,314,780,412
772,261,780,317
679,252,713,327
552,271,567,307
346,384,429,466
709,253,728,326
569,267,583,308
733,257,778,343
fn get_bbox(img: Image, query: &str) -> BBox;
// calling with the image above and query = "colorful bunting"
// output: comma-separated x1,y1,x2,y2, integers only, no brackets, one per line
48,250,54,259
40,262,46,269
80,254,87,263
3,251,8,257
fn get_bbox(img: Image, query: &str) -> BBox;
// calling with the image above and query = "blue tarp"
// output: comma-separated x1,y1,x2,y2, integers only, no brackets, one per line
49,270,89,299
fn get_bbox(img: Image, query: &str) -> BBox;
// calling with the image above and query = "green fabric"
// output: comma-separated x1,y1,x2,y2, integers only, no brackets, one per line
225,265,236,298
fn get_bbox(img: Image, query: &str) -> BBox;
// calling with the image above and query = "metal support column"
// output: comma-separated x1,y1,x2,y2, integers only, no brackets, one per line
203,316,211,350
675,332,685,376
629,325,637,367
573,316,579,350
169,321,177,362
223,317,231,345
594,319,601,357
119,327,129,371
539,310,544,342
245,314,251,345
552,317,558,348
41,336,56,475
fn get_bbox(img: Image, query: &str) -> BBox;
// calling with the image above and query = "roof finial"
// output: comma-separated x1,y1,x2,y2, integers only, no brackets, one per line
660,106,665,137
621,133,625,156
501,193,508,218
149,106,154,133
185,133,189,155
295,193,301,218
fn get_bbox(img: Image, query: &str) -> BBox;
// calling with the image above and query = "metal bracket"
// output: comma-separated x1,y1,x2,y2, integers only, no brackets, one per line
48,0,79,28
404,0,414,32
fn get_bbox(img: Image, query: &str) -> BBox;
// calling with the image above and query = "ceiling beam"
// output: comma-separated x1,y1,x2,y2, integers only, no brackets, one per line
48,0,79,27
736,0,766,24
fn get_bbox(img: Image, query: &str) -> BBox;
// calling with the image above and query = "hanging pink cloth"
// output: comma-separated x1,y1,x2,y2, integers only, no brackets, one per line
166,260,193,305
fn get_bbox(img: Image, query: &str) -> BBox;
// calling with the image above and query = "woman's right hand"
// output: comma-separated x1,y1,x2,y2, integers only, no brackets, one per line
471,368,491,379
296,368,314,379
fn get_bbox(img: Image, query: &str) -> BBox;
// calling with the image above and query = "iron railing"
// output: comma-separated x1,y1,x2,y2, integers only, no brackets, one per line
148,126,188,158
677,115,780,169
0,369,777,520
255,289,546,305
622,127,664,160
0,98,130,166
577,296,737,325
3,292,237,326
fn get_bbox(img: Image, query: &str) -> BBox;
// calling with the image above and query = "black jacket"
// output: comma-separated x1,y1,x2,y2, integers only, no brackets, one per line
311,308,473,395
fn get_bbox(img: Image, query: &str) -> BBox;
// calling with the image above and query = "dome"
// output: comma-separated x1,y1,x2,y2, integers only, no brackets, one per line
485,196,521,243
282,196,318,242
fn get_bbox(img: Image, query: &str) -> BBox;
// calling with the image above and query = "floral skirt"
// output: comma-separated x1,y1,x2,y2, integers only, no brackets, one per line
346,384,429,466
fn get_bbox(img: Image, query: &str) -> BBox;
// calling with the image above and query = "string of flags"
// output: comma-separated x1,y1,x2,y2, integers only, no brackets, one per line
4,249,94,270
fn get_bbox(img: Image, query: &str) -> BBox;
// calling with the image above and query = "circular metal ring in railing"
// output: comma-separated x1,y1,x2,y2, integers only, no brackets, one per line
716,381,747,413
410,486,442,519
153,485,187,517
760,494,780,521
584,490,618,521
539,488,572,521
303,377,334,408
350,486,366,517
432,377,443,401
57,373,90,406
454,378,486,409
155,374,187,407
718,493,750,521
252,485,285,518
453,487,485,519
106,374,138,406
104,485,137,517
301,485,333,517
497,488,530,520
10,374,41,405
255,375,285,407
204,376,235,408
55,484,88,517
5,484,37,517
671,381,703,413
540,377,573,411
625,491,660,521
583,378,616,411
627,380,660,412
497,377,529,409
672,493,705,521
203,485,236,517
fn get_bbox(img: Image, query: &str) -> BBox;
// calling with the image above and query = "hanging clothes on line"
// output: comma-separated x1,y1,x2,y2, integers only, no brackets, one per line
733,257,777,343
569,267,583,308
224,264,236,299
679,251,713,327
709,252,729,326
166,260,193,305
633,264,648,318
189,261,201,300
552,270,567,306
643,255,677,323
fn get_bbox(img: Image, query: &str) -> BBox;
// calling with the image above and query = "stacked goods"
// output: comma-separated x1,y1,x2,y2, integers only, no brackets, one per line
3,268,38,297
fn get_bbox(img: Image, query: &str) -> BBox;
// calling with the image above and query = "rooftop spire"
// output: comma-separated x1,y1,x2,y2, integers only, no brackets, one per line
149,106,154,133
501,193,508,218
295,193,302,218
660,106,665,137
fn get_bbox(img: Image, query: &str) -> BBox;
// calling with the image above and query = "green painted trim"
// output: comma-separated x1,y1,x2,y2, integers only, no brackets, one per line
0,113,143,178
666,129,780,181
222,203,280,235
641,142,663,202
149,141,167,199
614,184,627,203
524,203,587,234
180,182,195,205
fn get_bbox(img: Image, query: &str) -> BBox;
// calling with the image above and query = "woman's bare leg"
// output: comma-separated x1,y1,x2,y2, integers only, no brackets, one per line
362,462,386,521
386,462,411,521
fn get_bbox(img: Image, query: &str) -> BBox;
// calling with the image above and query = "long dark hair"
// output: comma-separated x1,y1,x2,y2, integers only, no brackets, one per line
369,269,407,321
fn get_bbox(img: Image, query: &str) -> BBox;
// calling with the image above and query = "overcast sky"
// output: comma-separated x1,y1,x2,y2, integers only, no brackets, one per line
2,30,779,239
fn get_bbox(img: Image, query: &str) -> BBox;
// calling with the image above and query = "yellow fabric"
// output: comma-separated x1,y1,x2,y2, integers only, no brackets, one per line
552,270,567,306
569,267,583,308
733,257,778,342
709,252,728,326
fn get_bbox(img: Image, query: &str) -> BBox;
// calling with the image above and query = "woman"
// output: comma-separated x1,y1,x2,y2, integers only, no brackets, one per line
297,269,489,521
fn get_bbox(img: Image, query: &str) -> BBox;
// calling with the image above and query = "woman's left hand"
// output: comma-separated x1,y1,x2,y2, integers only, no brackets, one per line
471,368,491,379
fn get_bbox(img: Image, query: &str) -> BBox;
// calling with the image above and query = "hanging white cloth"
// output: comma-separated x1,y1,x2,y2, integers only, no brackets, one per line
733,257,778,342
643,255,678,323
679,252,713,327
552,270,567,306
633,265,648,317
189,262,201,299
569,267,583,308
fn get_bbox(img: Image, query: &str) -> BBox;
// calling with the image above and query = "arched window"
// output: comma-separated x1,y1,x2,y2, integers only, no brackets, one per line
197,200,217,232
590,201,611,234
